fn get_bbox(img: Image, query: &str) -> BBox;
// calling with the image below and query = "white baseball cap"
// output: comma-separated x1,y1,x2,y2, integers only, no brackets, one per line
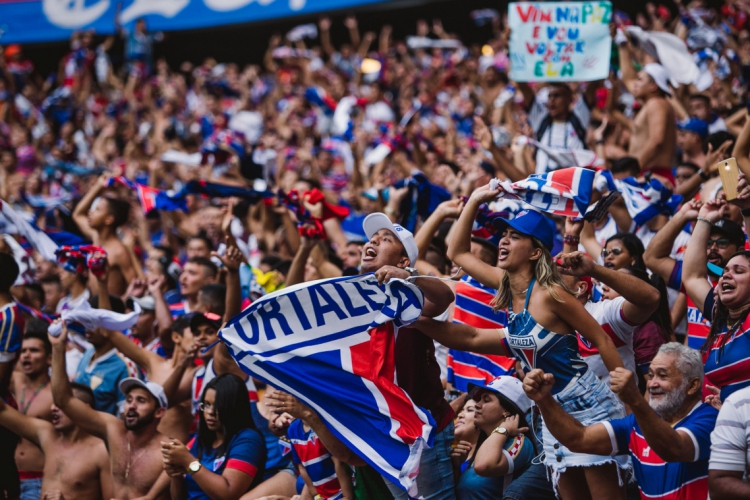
363,213,418,266
643,63,672,96
468,376,532,414
119,378,169,409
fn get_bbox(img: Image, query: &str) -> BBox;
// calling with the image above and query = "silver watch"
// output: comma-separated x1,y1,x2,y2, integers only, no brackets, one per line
404,267,418,277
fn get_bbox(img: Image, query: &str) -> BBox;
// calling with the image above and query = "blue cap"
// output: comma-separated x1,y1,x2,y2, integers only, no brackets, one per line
492,209,555,251
679,118,709,138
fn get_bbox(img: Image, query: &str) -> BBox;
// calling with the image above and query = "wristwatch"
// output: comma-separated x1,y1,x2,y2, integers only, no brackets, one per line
492,426,508,436
188,460,202,474
404,267,419,277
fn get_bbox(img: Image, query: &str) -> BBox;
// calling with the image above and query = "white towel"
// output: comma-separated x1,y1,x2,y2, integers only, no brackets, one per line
49,300,142,337
625,27,700,86
0,199,59,261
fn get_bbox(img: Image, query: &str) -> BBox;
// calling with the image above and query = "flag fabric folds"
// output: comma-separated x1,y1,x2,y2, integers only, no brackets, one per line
219,274,434,495
595,171,683,225
489,167,595,218
0,199,59,261
447,275,516,391
108,177,274,214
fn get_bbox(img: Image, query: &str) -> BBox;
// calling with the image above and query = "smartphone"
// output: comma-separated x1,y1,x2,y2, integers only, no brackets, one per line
717,157,740,201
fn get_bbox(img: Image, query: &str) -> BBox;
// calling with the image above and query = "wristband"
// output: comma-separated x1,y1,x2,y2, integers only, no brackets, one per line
696,217,714,226
742,208,750,217
595,139,605,145
698,168,709,180
563,234,580,245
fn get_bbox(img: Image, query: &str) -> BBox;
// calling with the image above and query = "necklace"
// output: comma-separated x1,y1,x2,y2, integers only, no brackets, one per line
126,437,149,479
19,381,49,415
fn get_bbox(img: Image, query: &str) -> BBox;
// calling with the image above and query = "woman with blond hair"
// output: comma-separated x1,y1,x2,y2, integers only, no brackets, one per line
411,184,629,500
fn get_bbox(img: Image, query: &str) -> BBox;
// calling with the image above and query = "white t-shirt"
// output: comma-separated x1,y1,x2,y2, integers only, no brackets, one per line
56,289,91,314
528,88,590,174
579,297,638,384
709,385,750,480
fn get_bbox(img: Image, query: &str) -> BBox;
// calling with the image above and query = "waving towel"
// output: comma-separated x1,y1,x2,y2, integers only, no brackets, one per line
48,300,142,337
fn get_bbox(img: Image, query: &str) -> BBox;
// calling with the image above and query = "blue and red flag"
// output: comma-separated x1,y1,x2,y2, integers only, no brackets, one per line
490,167,595,218
219,274,433,495
447,276,516,391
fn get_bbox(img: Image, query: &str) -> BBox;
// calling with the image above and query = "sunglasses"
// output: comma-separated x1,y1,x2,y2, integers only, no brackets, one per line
706,238,731,250
601,247,625,258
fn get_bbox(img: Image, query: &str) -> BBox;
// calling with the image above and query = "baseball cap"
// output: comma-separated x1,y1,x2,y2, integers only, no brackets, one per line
189,311,223,333
712,219,746,247
642,63,672,96
130,295,155,311
492,209,555,251
678,118,709,138
468,376,532,414
119,378,168,409
363,213,419,266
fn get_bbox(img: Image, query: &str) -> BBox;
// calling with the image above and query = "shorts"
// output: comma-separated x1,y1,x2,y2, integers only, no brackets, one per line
19,474,43,500
543,370,630,488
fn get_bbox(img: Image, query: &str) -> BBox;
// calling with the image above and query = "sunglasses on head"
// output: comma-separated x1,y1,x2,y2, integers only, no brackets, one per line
601,247,625,258
706,238,731,250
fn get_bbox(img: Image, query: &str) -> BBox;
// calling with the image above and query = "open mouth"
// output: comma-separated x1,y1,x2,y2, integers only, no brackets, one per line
51,414,60,425
603,262,615,269
362,247,377,261
721,282,736,293
708,253,722,264
498,248,509,261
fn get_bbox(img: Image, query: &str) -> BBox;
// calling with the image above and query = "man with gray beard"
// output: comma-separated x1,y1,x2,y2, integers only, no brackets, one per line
523,343,719,499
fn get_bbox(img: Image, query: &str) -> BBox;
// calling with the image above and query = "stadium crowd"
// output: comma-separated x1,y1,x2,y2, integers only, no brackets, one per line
3,0,750,499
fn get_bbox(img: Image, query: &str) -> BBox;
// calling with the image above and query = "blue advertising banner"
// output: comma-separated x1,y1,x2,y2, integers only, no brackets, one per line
0,0,392,44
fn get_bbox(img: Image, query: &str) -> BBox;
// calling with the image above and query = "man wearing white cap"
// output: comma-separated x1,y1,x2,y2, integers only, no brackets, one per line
280,213,457,499
618,33,677,183
50,323,170,500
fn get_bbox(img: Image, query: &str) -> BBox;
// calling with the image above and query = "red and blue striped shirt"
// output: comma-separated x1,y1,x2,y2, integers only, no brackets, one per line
603,402,718,500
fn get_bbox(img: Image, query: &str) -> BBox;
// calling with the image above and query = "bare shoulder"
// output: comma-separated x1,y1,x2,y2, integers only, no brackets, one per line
541,284,576,307
645,97,672,113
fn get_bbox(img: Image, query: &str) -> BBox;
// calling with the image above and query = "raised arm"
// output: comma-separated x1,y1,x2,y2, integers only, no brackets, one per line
616,32,638,95
0,397,50,448
49,323,119,442
610,367,700,462
644,201,698,284
101,329,159,378
72,175,108,241
523,369,614,455
684,200,724,315
265,390,366,466
547,287,624,372
558,252,659,325
732,107,750,176
162,344,198,406
473,414,528,477
446,184,503,289
473,116,526,182
414,199,463,261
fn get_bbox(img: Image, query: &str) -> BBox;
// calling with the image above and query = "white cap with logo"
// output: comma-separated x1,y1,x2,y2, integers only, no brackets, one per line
468,376,532,414
119,378,169,409
362,213,419,266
